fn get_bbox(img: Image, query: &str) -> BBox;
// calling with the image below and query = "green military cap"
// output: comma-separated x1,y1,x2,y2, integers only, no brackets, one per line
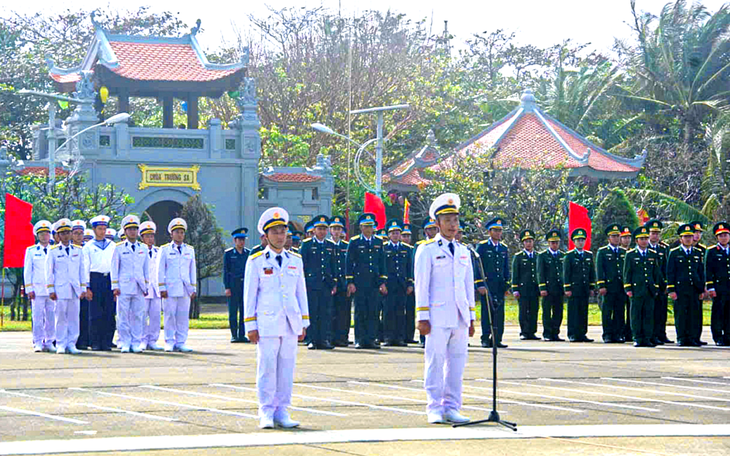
714,222,730,236
571,228,587,240
689,220,705,232
620,226,632,237
633,226,650,239
645,219,663,232
677,223,694,236
520,229,535,241
545,229,561,242
604,223,621,236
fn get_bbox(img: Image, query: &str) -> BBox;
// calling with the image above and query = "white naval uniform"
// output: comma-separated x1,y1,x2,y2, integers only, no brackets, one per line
45,243,87,351
156,242,196,347
414,233,476,415
24,243,54,348
110,240,150,349
144,245,162,346
244,247,309,421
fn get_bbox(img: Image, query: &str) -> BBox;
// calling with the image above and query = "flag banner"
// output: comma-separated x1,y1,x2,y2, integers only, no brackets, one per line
3,194,35,268
568,201,591,251
637,208,649,225
364,192,386,230
403,198,411,224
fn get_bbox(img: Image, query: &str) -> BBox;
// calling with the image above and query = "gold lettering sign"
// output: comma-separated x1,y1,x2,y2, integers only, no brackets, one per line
138,164,201,191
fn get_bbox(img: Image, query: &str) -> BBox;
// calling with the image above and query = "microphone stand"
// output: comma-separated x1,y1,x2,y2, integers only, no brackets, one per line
453,245,517,431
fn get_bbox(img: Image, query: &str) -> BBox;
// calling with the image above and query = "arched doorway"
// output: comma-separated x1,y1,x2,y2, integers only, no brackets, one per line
143,200,183,246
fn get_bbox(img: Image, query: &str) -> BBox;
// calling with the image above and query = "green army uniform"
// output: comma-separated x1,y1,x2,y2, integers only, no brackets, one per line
689,221,708,344
705,222,730,345
623,226,661,347
619,226,634,341
563,228,595,342
512,229,540,340
537,229,565,341
666,224,706,346
596,224,626,343
645,219,672,345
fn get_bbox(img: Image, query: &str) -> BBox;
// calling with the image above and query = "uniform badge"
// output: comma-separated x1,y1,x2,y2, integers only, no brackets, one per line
263,267,274,275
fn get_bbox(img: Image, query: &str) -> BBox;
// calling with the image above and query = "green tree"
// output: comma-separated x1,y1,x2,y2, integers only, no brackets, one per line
179,194,226,319
591,188,641,250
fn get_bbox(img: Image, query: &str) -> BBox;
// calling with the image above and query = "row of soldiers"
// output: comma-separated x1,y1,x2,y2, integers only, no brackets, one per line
24,215,197,354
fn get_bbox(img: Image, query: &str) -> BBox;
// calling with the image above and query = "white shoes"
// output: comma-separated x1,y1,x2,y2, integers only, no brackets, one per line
148,343,163,351
274,412,300,428
120,346,131,353
259,417,275,429
132,344,145,353
56,347,66,355
34,345,42,352
443,409,470,424
67,346,81,355
164,344,175,352
427,412,445,424
177,345,193,353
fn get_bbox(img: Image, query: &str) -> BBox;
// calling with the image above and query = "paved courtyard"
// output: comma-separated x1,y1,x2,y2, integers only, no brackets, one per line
0,325,729,455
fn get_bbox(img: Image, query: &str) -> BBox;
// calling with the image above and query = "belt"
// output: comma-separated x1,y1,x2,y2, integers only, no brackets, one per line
90,272,110,277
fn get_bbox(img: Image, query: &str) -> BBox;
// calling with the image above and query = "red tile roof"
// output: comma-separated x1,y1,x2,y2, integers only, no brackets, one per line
49,73,83,84
16,167,68,176
262,173,322,183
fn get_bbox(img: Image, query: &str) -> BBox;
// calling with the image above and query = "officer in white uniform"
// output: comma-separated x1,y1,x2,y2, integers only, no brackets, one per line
157,218,196,352
84,215,117,351
245,207,309,429
46,218,87,354
25,220,54,352
111,215,150,353
414,193,475,424
140,221,163,350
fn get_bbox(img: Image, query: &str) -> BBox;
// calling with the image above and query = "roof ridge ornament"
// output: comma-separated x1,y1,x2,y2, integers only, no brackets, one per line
520,89,537,112
191,19,201,36
90,10,101,29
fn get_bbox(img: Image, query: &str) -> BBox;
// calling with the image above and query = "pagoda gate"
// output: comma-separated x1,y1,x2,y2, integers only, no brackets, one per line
2,17,333,295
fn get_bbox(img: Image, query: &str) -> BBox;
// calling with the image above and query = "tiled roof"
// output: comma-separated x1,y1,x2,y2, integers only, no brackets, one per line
261,173,322,183
49,73,83,84
385,90,644,188
15,167,68,176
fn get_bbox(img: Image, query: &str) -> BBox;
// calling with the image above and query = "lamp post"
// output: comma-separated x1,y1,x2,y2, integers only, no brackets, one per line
312,103,409,195
17,89,129,190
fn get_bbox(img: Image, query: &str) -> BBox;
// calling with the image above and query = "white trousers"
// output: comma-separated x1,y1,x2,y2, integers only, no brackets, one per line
256,333,298,420
116,294,145,348
424,324,469,414
32,296,55,347
163,296,190,346
144,298,162,345
55,298,80,351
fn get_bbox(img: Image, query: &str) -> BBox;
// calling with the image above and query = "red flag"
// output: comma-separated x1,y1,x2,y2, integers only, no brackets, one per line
3,194,35,268
364,192,386,230
403,198,411,224
568,201,591,251
637,208,649,225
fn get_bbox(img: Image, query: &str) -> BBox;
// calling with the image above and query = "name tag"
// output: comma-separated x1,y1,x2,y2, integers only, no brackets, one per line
436,255,446,260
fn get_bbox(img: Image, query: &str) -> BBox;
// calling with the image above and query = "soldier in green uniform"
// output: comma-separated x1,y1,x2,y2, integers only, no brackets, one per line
689,221,709,345
299,215,337,350
667,223,706,346
223,228,250,343
646,219,672,345
563,228,595,342
329,216,351,347
512,229,540,340
400,223,417,343
345,213,388,349
704,222,730,346
596,224,626,343
476,218,510,348
620,226,634,341
623,226,662,347
538,229,565,341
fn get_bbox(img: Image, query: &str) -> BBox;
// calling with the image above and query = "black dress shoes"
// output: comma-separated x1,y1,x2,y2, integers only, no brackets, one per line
495,342,508,348
481,341,492,348
321,341,335,350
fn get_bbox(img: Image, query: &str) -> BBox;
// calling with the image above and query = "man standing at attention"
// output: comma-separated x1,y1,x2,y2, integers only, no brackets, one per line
83,215,116,351
245,207,309,429
25,220,54,352
415,193,475,425
596,223,626,343
563,228,595,343
476,218,509,348
537,229,565,341
139,221,163,350
512,229,540,340
224,227,250,343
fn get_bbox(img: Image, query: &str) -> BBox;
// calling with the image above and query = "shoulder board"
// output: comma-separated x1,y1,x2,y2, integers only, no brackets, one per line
249,251,265,260
116,241,124,246
567,249,575,254
225,247,233,252
619,246,627,251
478,239,489,244
73,244,82,249
416,239,426,245
341,240,349,245
326,239,336,244
288,250,302,258
599,245,609,250
670,246,681,252
660,241,669,247
628,248,636,253
402,242,413,248
559,250,566,254
50,245,61,250
187,244,194,250
161,243,170,248
585,250,593,255
514,250,524,256
302,238,312,243
707,244,718,250
26,245,36,250
350,235,360,241
422,239,436,245
699,243,707,248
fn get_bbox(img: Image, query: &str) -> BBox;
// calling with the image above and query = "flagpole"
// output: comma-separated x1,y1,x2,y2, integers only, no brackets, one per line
1,267,5,328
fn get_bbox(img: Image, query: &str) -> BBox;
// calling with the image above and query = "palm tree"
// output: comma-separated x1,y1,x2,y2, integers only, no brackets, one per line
622,0,730,151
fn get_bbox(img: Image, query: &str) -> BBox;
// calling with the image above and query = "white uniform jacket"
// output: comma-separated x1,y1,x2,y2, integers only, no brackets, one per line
24,244,50,297
156,242,196,297
82,240,116,285
111,240,150,295
45,244,87,299
146,245,161,299
243,247,310,337
414,234,476,328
